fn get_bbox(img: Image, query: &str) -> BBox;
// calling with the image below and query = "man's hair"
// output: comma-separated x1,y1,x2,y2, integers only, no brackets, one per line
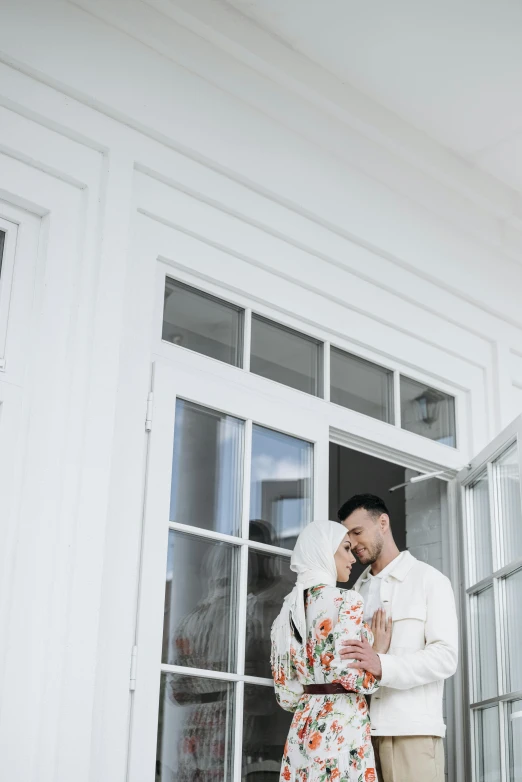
337,493,389,522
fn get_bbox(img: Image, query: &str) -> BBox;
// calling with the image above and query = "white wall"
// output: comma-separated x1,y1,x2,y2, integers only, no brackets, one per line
1,1,522,781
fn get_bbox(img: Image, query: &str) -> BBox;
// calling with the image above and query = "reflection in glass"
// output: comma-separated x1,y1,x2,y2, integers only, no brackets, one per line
508,700,522,782
162,277,243,366
475,706,501,782
330,348,394,423
494,444,522,567
245,536,294,679
156,673,234,782
162,531,238,673
473,587,497,702
242,684,292,782
250,315,322,396
250,425,313,550
505,569,522,694
469,472,493,584
400,376,456,448
170,399,244,536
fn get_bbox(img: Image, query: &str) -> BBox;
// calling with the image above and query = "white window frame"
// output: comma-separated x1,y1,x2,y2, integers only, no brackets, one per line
457,414,522,782
127,357,329,782
154,261,467,469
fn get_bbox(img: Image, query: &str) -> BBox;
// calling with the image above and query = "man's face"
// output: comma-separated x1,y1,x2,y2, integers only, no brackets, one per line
341,508,386,565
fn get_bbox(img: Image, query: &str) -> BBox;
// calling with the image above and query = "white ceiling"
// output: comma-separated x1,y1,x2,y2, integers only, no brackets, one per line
224,0,522,193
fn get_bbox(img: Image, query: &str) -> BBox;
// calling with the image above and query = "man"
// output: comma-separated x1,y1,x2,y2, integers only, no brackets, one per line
338,493,458,782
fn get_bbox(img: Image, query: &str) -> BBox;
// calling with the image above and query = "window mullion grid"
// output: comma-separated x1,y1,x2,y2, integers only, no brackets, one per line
242,308,252,372
393,371,401,428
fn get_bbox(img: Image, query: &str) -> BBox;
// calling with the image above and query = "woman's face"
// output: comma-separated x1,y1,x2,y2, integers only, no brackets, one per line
334,533,356,583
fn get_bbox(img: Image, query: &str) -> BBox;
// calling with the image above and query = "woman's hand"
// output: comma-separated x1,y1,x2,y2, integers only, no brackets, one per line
371,608,392,654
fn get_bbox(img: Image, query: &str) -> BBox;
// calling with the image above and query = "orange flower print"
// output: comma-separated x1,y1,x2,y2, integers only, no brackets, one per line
306,641,315,666
316,618,333,640
365,770,377,782
358,747,365,758
320,652,335,670
275,669,286,686
362,672,374,690
331,769,340,781
283,741,289,756
308,732,322,750
282,766,291,781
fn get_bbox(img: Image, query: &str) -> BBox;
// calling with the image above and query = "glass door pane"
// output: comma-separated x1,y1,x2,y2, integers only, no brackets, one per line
245,547,294,678
243,684,292,781
249,425,313,550
505,569,522,693
508,701,522,782
157,673,235,782
494,443,522,568
474,706,501,782
170,400,244,536
468,472,493,585
472,587,497,702
162,531,238,672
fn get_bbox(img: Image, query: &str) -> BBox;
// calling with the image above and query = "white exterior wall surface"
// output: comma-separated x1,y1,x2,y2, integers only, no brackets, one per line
0,2,521,781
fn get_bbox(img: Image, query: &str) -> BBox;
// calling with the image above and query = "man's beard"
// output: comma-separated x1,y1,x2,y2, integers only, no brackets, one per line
359,537,384,565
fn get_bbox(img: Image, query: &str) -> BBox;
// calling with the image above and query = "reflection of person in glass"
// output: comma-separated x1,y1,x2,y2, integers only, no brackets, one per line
161,543,235,782
271,521,391,782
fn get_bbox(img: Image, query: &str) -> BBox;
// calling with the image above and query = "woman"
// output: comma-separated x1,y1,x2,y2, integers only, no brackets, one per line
271,521,391,782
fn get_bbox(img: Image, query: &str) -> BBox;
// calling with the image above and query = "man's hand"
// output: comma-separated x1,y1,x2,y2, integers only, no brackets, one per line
340,637,383,678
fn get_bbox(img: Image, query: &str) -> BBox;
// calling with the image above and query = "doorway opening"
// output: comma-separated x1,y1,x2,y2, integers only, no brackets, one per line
329,442,450,585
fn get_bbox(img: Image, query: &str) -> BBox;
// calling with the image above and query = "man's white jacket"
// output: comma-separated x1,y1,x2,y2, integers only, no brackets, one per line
353,551,458,738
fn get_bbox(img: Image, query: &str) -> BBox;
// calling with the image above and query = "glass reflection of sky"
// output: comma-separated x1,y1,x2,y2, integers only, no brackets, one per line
250,425,313,548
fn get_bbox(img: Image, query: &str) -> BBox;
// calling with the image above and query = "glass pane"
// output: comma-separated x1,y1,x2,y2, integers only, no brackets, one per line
505,569,522,693
162,277,243,366
162,531,238,672
494,444,522,567
473,587,497,701
508,700,522,782
156,673,234,782
0,231,5,279
469,472,493,584
243,684,292,782
474,706,501,782
250,315,322,396
245,544,294,678
400,376,456,447
330,348,394,423
170,399,244,536
250,425,313,550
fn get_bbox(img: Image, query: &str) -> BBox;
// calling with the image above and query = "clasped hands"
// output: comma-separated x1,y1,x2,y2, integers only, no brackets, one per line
339,608,392,679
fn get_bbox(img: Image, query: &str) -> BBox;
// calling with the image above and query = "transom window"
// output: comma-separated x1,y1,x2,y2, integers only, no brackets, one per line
161,276,458,448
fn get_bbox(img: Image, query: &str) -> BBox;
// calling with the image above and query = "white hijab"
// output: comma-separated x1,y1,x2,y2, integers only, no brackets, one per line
270,520,348,680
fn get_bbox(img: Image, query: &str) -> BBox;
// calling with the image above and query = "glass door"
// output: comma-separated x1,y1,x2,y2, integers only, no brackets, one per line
128,360,328,782
458,415,522,782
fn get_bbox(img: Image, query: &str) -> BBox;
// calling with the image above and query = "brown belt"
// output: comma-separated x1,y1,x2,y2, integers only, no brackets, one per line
303,682,355,695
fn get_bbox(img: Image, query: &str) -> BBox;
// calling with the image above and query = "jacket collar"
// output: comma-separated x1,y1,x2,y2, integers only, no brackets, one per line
353,550,416,591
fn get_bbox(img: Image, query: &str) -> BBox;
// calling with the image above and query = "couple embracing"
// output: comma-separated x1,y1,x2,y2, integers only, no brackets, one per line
270,494,458,782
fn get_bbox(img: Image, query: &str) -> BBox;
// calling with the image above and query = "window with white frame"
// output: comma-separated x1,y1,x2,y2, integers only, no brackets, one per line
161,275,458,448
465,439,522,782
155,396,313,781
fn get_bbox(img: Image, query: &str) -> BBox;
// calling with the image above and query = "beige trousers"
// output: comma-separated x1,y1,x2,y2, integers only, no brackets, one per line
372,736,445,782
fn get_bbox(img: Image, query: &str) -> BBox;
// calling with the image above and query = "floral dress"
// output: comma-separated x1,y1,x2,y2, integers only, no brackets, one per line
272,585,378,782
